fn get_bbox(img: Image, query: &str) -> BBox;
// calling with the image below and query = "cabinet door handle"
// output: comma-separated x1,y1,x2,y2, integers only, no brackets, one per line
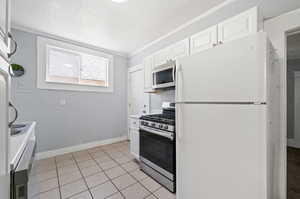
177,103,183,140
8,102,18,128
8,33,18,58
218,41,223,45
176,64,183,102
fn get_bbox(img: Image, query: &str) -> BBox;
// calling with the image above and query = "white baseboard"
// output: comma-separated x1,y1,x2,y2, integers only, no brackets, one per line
36,136,128,160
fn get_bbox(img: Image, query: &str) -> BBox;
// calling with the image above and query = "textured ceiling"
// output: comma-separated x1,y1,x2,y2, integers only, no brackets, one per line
11,0,225,54
11,0,300,55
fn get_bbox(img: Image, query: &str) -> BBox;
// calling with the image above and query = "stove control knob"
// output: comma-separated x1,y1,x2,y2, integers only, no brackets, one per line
159,124,163,129
164,125,169,130
151,123,156,127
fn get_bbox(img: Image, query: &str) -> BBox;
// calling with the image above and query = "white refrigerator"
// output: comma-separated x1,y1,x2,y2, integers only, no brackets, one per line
0,57,10,199
176,32,280,199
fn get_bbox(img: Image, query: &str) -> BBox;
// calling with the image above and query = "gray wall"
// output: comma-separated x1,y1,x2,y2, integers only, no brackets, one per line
11,29,128,153
129,0,300,66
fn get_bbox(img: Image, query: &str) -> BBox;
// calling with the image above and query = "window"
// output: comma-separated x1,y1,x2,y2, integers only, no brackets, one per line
37,37,113,92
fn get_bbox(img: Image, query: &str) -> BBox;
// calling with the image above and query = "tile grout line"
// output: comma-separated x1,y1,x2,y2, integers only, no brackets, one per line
49,141,160,199
29,160,60,197
101,143,158,199
115,144,160,198
57,154,92,199
101,143,142,198
54,157,63,199
72,153,95,199
88,147,127,199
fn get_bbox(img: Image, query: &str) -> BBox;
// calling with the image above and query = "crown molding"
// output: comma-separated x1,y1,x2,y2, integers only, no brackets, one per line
129,0,237,57
11,23,129,58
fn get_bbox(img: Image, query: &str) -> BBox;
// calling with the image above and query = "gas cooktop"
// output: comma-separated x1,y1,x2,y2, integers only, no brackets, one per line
140,107,175,125
140,114,175,125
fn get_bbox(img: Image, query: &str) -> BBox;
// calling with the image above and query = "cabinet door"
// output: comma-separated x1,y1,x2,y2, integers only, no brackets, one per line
130,129,140,160
169,39,189,60
218,7,257,44
0,0,10,57
143,55,154,92
190,26,217,55
153,48,170,67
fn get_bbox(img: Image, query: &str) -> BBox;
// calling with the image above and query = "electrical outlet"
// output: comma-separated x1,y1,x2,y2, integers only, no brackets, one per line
59,99,66,105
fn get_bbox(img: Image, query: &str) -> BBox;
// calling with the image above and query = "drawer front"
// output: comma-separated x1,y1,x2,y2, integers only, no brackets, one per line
129,118,139,129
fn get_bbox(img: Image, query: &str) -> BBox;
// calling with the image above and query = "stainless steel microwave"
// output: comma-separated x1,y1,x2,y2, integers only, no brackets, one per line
152,60,176,89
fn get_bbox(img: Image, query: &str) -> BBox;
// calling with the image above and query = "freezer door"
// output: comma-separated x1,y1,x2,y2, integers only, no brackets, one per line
176,32,267,103
176,104,267,199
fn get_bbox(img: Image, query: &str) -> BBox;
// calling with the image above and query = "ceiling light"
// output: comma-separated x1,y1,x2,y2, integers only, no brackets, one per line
111,0,128,3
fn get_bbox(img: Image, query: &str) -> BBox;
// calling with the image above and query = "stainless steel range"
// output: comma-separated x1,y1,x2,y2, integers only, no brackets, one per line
139,102,175,193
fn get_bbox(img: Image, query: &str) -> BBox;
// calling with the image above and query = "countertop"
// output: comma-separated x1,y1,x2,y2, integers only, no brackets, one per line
129,114,141,119
129,110,163,119
10,121,36,169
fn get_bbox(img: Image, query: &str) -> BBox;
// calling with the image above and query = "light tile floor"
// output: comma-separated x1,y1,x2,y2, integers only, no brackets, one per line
29,141,176,199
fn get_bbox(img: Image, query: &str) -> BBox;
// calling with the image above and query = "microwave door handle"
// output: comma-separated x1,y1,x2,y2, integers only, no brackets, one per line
172,66,175,82
152,72,155,88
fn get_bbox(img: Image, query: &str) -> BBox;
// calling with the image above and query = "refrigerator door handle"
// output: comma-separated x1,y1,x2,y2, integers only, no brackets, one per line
177,103,182,140
176,64,182,102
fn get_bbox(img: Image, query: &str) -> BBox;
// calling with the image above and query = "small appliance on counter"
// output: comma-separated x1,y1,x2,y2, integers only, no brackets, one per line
139,102,176,192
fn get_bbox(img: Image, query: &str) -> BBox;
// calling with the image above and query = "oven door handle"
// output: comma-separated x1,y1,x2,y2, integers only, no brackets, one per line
140,126,174,140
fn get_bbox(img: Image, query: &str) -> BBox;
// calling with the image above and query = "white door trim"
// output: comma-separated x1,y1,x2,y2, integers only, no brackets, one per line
265,8,300,199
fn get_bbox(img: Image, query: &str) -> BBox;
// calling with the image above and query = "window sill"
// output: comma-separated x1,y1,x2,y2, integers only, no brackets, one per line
37,81,114,93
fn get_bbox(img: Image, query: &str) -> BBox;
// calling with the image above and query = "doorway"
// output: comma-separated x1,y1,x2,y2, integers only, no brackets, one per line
287,31,300,199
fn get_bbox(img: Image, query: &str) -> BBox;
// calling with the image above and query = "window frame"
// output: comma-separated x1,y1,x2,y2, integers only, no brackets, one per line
37,36,114,93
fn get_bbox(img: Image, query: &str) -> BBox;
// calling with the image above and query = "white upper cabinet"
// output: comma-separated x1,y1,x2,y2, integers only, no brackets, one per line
190,7,257,54
169,39,190,60
153,38,190,68
142,7,257,92
0,0,10,59
190,26,218,55
153,48,170,67
144,55,155,92
218,7,258,44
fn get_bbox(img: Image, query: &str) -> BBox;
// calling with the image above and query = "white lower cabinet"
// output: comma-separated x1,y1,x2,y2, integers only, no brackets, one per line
130,128,139,160
129,118,140,160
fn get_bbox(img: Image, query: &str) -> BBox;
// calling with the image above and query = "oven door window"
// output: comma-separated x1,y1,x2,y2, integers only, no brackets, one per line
140,129,174,174
153,68,174,85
